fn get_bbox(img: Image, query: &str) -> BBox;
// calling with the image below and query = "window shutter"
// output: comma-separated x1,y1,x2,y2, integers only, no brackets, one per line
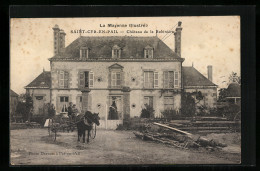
112,72,116,87
174,71,179,88
64,71,69,88
80,49,82,59
179,71,181,88
164,71,168,88
154,72,159,88
79,71,84,88
89,71,94,88
59,70,64,88
144,72,148,88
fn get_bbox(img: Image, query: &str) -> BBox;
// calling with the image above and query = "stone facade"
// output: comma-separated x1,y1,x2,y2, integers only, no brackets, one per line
50,61,182,118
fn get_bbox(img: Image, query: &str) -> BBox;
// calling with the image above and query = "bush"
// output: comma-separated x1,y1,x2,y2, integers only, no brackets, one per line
161,109,180,120
140,104,155,118
196,105,208,116
31,115,47,126
223,104,241,120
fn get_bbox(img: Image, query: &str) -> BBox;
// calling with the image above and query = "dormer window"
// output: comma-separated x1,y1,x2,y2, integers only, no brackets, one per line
144,45,154,58
80,47,89,59
112,45,121,59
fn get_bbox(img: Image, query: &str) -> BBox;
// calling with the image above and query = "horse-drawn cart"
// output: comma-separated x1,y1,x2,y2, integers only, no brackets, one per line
45,112,97,142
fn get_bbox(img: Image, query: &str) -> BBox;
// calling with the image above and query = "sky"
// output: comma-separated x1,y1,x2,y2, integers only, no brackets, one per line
10,17,240,94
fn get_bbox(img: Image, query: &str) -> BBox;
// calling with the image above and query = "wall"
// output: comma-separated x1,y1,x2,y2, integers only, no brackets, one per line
184,87,217,108
50,61,182,118
51,61,182,89
26,89,51,115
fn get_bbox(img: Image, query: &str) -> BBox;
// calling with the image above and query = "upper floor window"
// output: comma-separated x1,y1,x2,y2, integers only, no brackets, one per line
144,45,154,58
80,47,89,59
108,63,124,88
112,45,121,59
144,71,159,88
79,71,94,88
163,71,179,88
111,71,121,87
59,70,69,88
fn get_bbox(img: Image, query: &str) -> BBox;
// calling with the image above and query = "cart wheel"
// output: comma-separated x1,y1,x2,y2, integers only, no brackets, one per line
90,124,96,139
49,128,57,141
52,129,57,141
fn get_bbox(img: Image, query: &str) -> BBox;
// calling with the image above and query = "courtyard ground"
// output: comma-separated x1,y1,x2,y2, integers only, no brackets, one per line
10,128,240,165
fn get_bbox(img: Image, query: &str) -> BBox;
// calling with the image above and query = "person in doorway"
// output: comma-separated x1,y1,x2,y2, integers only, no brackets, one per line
108,101,119,120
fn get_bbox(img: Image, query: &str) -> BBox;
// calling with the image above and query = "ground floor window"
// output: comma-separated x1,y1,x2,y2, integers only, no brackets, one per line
164,96,174,110
144,96,153,107
59,96,69,113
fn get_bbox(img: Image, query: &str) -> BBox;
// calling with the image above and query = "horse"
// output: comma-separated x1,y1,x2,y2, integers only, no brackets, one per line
76,111,100,143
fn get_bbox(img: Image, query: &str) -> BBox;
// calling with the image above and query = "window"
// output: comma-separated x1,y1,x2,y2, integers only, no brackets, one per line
35,96,43,100
80,47,89,59
111,71,121,87
164,71,179,88
164,96,174,110
59,96,69,112
144,96,153,107
144,71,159,88
79,71,94,88
144,46,153,58
112,45,121,58
59,71,69,88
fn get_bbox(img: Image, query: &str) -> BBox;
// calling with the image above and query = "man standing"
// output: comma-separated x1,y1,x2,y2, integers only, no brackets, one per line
68,102,73,119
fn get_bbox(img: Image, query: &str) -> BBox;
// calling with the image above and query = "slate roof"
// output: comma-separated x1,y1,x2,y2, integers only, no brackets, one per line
25,71,51,88
10,89,19,97
183,67,217,87
226,83,241,97
50,36,180,59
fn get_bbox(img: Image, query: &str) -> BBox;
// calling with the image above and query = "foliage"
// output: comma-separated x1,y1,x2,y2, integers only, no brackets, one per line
222,104,241,121
181,92,196,116
161,109,180,120
140,104,155,118
195,91,204,103
15,101,27,121
43,103,56,118
218,88,229,102
229,72,241,85
196,105,208,116
31,115,46,126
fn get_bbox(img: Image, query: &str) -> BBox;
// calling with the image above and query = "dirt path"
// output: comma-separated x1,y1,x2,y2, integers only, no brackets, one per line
10,129,240,165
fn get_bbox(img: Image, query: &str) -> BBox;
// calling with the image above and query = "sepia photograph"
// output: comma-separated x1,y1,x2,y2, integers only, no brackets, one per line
10,16,241,165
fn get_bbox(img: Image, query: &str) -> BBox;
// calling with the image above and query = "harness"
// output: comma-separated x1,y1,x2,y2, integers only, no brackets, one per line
83,115,94,127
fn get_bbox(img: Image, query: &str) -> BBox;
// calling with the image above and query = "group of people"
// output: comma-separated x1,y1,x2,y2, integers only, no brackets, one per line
68,102,79,121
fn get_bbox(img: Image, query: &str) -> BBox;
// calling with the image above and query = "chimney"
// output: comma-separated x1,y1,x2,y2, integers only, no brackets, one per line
207,65,213,82
59,29,66,52
174,21,182,57
52,24,60,55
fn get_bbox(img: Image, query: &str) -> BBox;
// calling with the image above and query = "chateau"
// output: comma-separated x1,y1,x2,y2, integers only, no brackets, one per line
25,22,217,128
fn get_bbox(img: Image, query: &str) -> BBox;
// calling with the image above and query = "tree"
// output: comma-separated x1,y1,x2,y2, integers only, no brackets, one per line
218,88,229,102
228,72,241,85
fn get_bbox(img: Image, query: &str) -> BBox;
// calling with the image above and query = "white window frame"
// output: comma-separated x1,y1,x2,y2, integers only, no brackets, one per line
80,47,89,59
59,70,69,88
111,71,121,87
